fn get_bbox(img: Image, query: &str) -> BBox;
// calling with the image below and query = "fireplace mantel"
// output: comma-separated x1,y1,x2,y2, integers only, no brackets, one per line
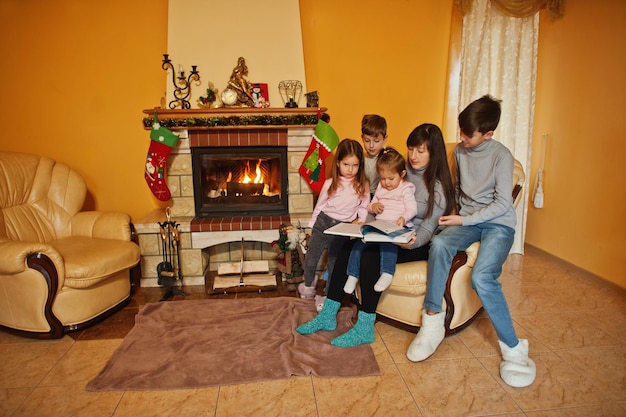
142,107,327,130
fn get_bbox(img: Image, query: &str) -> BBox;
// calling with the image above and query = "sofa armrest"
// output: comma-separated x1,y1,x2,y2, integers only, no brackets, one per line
463,241,480,267
71,211,133,240
0,239,65,280
0,240,65,338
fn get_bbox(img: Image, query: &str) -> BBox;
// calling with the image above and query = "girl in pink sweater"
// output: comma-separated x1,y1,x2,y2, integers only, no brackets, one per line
298,138,370,298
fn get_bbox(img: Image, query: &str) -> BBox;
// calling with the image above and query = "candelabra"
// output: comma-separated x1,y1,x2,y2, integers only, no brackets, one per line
162,54,201,109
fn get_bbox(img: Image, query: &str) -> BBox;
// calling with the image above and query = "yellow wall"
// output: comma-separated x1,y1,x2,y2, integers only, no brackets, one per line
1,0,623,288
167,0,307,107
528,0,626,288
299,0,454,147
0,0,168,220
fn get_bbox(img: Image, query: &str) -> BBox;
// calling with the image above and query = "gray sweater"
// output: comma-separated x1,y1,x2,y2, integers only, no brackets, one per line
455,139,516,229
405,165,446,249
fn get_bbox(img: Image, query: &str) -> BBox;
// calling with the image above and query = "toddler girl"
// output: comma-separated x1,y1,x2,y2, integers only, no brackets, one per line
344,148,418,294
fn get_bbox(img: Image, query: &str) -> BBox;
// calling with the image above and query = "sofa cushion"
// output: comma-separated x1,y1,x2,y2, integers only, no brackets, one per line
386,260,428,296
52,236,140,288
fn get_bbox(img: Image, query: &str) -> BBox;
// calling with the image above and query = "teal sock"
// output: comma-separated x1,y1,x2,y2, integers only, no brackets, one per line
296,298,340,335
331,310,376,347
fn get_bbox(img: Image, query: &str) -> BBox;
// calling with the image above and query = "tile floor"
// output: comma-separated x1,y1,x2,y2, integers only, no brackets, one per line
1,245,625,417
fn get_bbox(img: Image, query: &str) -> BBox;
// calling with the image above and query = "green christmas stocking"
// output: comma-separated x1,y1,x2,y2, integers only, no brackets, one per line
145,116,179,201
299,119,339,193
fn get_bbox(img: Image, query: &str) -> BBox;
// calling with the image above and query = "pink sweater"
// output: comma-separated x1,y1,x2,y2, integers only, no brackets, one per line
308,176,370,227
371,181,418,226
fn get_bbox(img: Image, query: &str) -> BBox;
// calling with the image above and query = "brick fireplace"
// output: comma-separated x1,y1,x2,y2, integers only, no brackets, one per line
135,108,322,287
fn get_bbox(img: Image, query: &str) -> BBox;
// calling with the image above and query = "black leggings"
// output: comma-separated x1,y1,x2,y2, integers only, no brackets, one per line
327,239,430,313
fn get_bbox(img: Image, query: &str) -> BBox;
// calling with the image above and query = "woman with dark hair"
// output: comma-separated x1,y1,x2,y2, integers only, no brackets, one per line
296,123,455,347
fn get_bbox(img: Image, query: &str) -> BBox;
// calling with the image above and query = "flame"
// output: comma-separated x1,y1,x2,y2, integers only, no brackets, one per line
242,160,263,184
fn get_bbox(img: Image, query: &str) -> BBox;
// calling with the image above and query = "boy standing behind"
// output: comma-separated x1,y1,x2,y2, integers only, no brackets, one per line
361,114,388,198
406,95,536,388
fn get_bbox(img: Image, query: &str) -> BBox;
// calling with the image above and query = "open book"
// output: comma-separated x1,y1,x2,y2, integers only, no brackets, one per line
324,219,415,244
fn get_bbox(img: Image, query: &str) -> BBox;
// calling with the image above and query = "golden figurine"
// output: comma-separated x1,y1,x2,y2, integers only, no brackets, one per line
222,57,255,107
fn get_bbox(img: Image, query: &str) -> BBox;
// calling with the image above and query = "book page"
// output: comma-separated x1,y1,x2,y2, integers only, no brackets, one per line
364,219,407,234
323,222,363,238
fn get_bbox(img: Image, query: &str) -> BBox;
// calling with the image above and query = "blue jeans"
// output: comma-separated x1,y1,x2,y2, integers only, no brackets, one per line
423,223,518,347
347,240,397,278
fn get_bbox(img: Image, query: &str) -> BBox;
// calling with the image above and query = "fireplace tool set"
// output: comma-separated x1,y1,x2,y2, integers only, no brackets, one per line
157,208,189,301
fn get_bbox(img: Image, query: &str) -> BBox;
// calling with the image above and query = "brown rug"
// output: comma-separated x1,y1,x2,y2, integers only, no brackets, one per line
86,297,380,391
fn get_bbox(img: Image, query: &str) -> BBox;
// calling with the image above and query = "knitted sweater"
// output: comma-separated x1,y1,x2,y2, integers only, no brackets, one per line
308,176,370,228
455,139,516,229
371,181,417,226
405,165,447,249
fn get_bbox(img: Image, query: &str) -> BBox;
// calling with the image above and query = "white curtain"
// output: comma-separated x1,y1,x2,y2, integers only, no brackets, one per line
454,0,538,254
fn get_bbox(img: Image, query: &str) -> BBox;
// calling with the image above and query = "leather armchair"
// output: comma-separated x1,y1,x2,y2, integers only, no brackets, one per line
362,147,526,335
0,152,141,339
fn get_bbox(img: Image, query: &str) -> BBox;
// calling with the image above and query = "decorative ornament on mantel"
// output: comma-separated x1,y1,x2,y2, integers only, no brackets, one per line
222,57,255,107
142,113,324,129
162,54,201,109
278,80,303,108
197,81,220,109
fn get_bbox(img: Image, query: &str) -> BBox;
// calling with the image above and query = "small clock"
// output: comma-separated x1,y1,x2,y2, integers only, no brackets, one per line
221,89,238,106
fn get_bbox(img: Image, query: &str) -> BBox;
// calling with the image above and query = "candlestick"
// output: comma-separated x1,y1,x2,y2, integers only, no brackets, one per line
161,54,201,109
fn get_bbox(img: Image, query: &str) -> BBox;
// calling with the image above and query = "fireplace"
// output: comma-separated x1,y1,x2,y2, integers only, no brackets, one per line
192,146,288,217
136,108,323,287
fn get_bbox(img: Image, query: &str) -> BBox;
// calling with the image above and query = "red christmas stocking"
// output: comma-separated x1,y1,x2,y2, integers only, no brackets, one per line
145,118,179,201
299,119,339,193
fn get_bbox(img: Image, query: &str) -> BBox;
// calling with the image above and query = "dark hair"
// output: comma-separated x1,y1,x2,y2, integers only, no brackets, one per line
458,94,502,136
376,147,406,177
329,138,368,198
361,114,387,138
406,123,455,218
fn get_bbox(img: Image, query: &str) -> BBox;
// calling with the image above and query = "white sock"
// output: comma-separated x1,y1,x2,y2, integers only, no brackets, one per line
374,272,393,292
344,276,358,294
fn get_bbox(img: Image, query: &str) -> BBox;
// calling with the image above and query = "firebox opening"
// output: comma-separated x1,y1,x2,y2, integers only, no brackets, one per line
192,146,289,217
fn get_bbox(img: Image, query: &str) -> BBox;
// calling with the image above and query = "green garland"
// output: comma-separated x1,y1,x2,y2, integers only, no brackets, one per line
143,114,320,129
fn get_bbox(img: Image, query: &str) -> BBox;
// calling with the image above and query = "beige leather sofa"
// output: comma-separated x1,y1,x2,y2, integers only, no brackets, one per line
0,152,141,339
362,147,525,335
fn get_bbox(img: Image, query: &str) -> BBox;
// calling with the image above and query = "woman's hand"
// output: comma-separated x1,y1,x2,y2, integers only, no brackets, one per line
438,215,462,226
396,233,416,248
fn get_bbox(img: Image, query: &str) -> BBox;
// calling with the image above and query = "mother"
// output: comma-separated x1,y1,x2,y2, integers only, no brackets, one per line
296,123,455,347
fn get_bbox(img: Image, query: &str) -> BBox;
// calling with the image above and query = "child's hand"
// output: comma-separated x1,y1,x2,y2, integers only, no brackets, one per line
370,202,384,214
396,217,406,227
438,215,462,226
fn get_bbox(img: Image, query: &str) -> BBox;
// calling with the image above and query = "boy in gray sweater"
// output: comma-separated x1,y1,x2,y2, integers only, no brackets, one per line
406,95,536,388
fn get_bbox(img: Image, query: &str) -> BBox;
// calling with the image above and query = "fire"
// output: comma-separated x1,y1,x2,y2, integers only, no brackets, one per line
241,159,263,184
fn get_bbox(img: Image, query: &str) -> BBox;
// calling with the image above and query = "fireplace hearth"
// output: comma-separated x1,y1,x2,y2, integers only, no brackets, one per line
192,146,288,217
